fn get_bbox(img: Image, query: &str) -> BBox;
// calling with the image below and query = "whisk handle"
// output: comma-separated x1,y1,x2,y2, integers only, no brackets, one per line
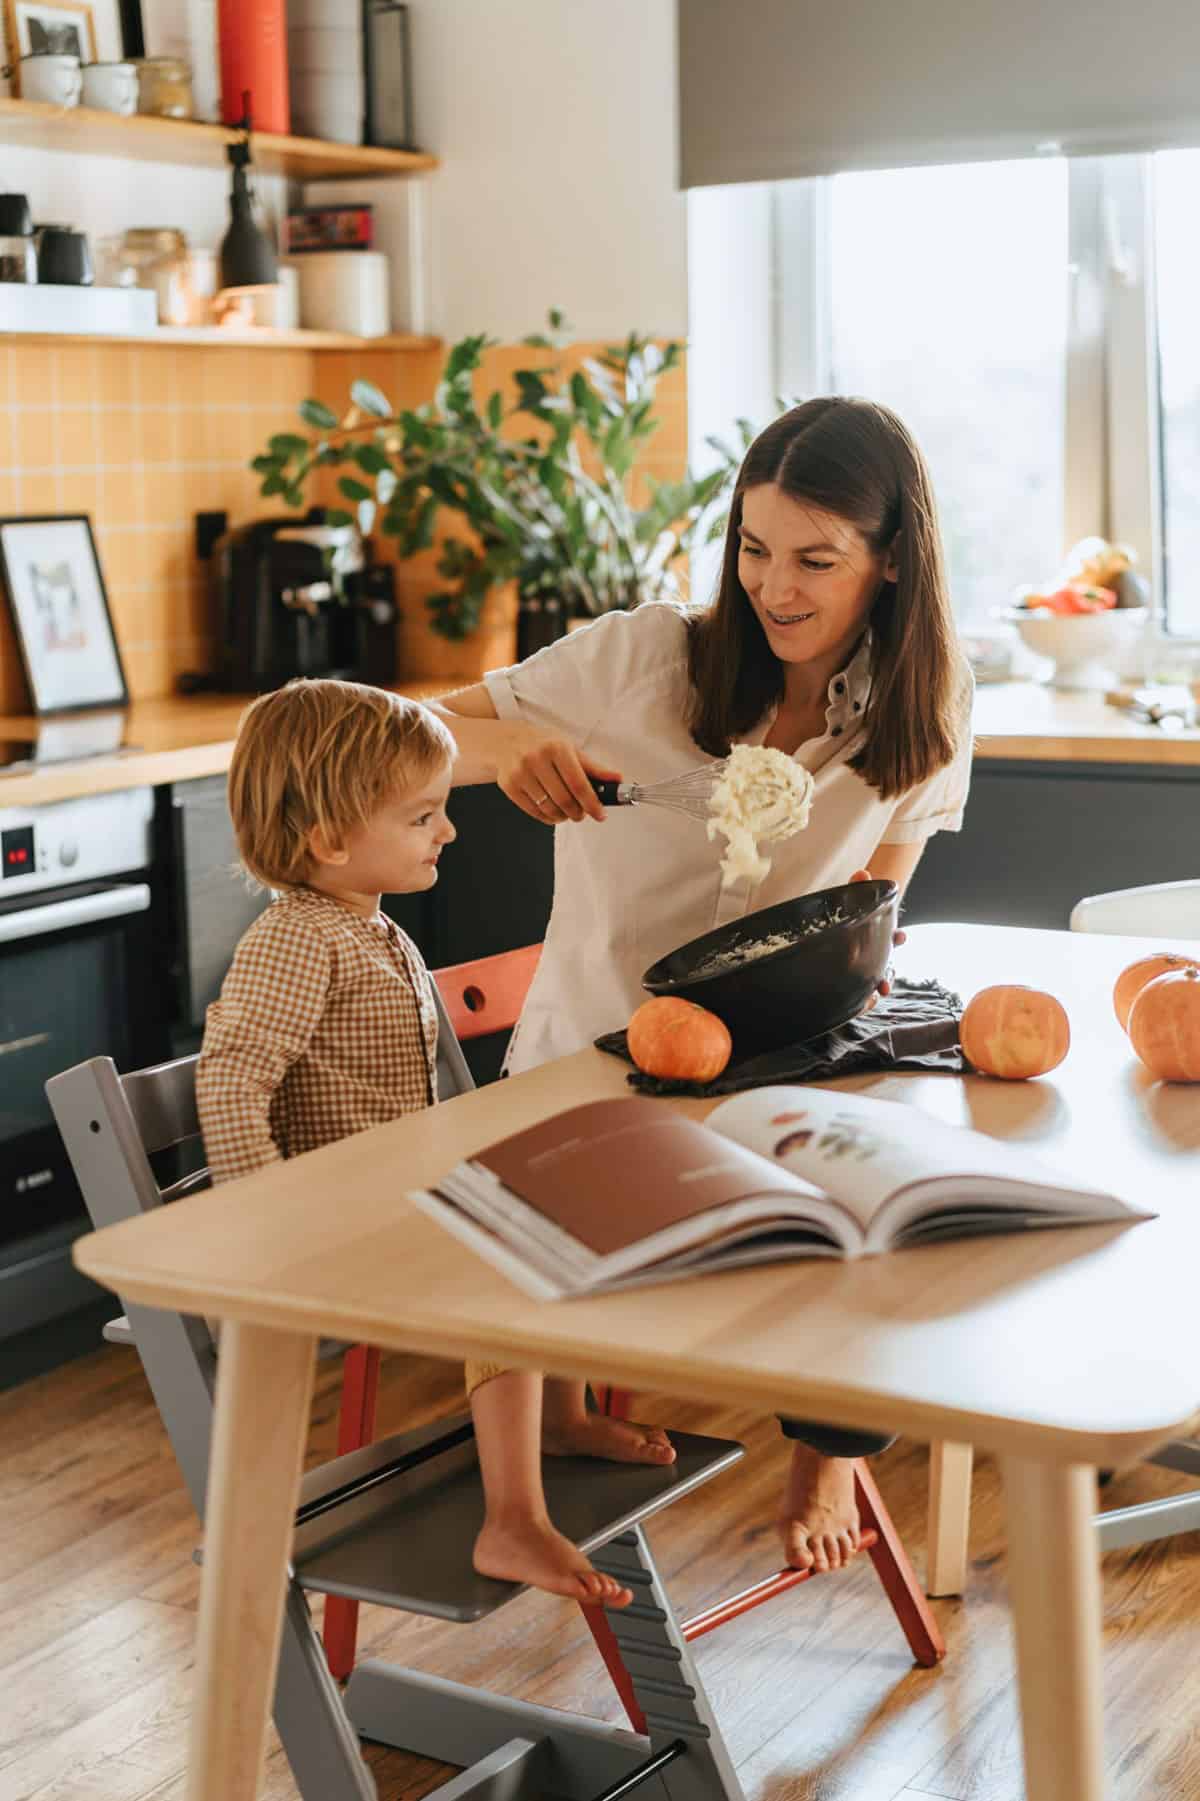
589,777,623,807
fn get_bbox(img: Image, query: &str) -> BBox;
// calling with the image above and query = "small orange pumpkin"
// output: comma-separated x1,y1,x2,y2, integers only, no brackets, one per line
1113,952,1200,1033
1127,965,1200,1082
627,997,732,1082
960,984,1071,1080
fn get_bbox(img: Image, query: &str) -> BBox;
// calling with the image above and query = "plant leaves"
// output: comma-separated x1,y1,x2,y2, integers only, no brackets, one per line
267,433,309,457
358,498,377,535
299,397,338,430
338,476,373,503
350,378,392,419
353,442,391,475
324,507,354,528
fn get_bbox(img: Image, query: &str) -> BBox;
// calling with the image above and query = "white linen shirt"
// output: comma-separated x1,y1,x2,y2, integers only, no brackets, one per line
485,603,973,1074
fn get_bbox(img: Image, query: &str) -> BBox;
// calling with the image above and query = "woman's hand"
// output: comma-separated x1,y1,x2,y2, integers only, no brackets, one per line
494,720,621,826
849,867,907,1008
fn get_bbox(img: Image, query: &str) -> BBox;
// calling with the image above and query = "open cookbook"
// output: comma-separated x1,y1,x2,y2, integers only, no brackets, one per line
409,1086,1152,1301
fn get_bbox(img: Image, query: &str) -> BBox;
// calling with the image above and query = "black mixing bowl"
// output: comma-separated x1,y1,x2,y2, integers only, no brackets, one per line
641,879,899,1058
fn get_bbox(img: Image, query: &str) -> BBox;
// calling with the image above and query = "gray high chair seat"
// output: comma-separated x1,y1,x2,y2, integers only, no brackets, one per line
47,988,747,1801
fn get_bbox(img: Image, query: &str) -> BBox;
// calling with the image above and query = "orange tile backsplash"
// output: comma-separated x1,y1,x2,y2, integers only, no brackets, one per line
0,337,687,711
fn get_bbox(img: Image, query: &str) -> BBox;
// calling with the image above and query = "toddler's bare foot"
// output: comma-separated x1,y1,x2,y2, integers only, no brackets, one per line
474,1514,632,1606
777,1445,863,1573
543,1413,676,1466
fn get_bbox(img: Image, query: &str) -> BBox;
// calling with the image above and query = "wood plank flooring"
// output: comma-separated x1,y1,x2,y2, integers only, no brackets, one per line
3,1342,1200,1800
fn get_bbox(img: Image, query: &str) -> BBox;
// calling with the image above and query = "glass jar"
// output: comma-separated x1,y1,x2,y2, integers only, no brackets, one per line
116,227,192,325
135,56,194,119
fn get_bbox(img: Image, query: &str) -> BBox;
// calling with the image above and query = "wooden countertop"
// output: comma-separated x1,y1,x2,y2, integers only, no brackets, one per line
0,685,456,810
973,681,1200,767
2,678,1199,810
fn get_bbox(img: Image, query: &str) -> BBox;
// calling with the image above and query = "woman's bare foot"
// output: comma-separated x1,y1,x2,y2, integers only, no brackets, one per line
777,1445,863,1573
474,1513,632,1606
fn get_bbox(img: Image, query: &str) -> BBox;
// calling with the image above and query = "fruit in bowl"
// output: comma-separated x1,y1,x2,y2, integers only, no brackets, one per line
1000,537,1150,690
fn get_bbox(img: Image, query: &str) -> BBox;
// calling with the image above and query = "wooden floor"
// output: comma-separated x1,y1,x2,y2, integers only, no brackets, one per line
5,1345,1200,1801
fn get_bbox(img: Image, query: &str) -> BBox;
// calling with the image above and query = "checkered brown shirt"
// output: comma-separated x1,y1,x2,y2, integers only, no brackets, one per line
197,886,439,1187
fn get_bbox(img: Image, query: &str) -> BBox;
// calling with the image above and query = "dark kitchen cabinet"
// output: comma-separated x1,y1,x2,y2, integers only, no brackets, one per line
903,760,1200,931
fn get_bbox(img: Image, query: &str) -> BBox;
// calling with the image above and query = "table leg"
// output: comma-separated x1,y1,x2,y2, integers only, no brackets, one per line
1000,1456,1105,1801
927,1440,973,1597
187,1321,316,1801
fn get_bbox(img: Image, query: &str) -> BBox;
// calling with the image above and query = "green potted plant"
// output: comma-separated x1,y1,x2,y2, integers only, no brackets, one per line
250,312,747,667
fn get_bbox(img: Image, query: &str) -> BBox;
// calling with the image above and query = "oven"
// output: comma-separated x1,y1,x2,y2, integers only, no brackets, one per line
0,787,169,1342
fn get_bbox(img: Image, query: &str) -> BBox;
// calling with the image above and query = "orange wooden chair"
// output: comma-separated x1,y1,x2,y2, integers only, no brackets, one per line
322,942,543,1680
584,1388,945,1719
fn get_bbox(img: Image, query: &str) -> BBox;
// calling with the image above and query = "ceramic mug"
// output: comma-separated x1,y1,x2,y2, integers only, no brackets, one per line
81,61,139,115
36,225,93,286
19,53,82,106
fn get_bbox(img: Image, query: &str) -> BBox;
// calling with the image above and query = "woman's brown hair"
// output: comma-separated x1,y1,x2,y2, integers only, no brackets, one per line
686,397,961,799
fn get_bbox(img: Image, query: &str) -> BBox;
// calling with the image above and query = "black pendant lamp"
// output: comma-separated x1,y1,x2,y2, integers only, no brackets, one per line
219,105,278,296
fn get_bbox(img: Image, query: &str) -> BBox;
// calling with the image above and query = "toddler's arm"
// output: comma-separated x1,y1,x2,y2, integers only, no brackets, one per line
196,909,332,1184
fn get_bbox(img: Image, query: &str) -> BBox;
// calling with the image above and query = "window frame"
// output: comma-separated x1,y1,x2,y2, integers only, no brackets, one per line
689,157,1200,649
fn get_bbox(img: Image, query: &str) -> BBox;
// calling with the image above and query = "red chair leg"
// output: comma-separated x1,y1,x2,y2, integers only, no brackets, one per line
600,1386,632,1420
578,1602,646,1734
854,1459,946,1667
323,1345,382,1681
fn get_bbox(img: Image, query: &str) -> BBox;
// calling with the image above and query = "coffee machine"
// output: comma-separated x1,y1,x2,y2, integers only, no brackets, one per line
204,511,399,693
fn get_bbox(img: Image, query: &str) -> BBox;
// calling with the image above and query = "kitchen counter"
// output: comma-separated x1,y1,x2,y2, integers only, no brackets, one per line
0,684,455,811
2,679,1199,811
972,680,1200,766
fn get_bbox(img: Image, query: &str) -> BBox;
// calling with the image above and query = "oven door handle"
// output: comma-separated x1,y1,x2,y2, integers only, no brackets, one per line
0,882,151,945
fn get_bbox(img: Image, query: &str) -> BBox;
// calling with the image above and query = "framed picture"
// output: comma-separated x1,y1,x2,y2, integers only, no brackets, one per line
0,516,128,716
7,0,124,71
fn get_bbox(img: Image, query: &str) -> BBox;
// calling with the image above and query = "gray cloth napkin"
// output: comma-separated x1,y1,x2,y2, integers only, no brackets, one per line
594,976,964,1096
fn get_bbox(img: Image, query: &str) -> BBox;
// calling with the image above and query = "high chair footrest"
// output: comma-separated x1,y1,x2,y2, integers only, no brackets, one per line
292,1413,743,1622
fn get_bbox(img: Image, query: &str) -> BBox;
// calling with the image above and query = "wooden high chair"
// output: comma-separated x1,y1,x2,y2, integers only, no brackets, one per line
47,1013,748,1801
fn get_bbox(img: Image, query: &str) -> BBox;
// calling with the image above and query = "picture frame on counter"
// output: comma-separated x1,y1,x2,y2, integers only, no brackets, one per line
0,515,129,715
7,0,123,64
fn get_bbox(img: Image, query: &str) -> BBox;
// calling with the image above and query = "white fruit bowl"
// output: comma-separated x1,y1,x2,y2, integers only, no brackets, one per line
1007,606,1148,691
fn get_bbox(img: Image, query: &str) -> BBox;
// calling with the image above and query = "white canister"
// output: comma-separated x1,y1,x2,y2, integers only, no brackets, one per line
286,251,390,337
251,265,299,330
81,60,139,114
20,53,82,106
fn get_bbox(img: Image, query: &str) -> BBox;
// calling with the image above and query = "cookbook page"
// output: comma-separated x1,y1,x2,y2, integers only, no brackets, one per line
706,1085,1122,1238
472,1097,824,1255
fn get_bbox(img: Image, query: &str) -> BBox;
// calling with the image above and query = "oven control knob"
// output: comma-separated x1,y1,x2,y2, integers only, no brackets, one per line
58,839,79,868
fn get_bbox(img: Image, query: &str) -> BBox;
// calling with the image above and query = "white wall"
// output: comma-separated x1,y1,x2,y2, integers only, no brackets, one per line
1,145,284,273
317,0,687,344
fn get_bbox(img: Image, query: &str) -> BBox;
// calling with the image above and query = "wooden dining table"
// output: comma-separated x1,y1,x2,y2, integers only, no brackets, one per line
74,922,1200,1801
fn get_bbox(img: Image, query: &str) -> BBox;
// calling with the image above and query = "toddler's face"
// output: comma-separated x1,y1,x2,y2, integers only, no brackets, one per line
332,765,457,897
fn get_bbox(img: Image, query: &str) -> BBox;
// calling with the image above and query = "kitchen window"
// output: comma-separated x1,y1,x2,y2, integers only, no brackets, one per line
688,153,1200,648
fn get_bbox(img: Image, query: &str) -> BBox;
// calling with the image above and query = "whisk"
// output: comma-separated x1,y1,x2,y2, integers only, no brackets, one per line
588,764,727,823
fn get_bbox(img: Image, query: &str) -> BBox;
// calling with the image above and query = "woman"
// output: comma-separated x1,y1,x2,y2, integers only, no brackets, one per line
433,397,973,1574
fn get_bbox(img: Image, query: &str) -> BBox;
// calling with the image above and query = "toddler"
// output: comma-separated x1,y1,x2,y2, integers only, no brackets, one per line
197,678,672,1607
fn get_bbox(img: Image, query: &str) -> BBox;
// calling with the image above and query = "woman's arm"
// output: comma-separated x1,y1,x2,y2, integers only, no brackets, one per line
433,684,619,825
863,840,926,898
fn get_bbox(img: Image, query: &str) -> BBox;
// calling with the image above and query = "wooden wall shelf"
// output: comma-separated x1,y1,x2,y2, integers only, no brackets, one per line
0,96,438,180
0,327,441,352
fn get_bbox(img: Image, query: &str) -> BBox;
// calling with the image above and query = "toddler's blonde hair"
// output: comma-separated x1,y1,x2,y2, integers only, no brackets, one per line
228,678,455,889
